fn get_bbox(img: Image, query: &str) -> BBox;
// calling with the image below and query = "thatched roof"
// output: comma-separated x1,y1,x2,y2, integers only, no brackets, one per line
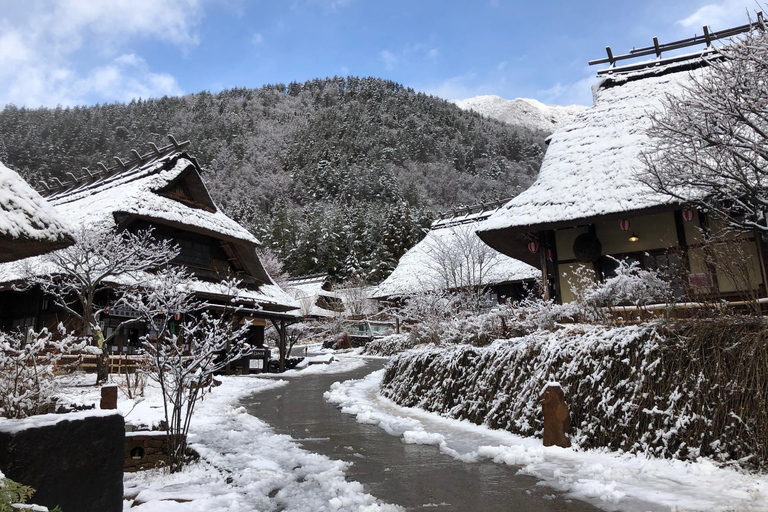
0,140,298,313
478,56,711,265
373,207,538,299
0,161,73,262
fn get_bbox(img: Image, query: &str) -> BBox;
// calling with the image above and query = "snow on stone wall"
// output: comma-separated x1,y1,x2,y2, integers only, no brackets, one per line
381,319,768,467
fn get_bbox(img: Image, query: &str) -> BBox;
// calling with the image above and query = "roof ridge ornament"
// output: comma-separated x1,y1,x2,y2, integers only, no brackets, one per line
36,135,193,197
589,12,763,75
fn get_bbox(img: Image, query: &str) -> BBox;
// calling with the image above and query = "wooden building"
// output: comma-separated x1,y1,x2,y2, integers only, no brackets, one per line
0,136,298,372
478,20,768,304
0,161,73,262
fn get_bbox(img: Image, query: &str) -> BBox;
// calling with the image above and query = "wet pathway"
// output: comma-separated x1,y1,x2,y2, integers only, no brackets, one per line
242,358,601,512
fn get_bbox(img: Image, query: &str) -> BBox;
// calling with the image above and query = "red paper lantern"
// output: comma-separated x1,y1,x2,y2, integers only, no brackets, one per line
527,241,539,253
620,219,631,231
682,209,694,222
546,248,553,261
174,313,181,321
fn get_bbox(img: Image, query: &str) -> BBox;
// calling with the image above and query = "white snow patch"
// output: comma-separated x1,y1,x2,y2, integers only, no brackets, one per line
453,95,586,134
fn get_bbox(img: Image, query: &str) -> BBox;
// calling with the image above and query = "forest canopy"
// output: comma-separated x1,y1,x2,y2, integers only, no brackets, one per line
0,76,546,282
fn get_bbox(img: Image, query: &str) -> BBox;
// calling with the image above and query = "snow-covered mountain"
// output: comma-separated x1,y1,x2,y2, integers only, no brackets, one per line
453,95,587,134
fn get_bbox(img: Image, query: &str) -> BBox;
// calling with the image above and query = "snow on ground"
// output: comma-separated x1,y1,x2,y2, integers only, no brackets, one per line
325,369,768,512
55,356,402,512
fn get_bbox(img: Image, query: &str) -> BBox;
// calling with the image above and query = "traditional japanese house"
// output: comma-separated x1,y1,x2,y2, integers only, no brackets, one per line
477,19,768,304
0,136,298,372
285,274,344,319
0,161,73,262
373,200,538,304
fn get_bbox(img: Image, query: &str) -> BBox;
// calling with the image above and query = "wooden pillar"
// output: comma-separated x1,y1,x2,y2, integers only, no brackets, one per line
754,230,768,299
547,230,562,304
539,248,550,301
279,320,286,373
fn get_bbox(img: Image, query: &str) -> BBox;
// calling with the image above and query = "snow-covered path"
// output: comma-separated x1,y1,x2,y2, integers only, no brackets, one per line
247,357,598,512
326,367,768,512
57,356,401,511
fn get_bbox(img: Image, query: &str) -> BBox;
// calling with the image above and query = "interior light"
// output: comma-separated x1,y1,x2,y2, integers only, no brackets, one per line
628,233,639,242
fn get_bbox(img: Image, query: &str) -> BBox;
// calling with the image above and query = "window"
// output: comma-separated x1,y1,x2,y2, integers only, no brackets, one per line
177,239,211,266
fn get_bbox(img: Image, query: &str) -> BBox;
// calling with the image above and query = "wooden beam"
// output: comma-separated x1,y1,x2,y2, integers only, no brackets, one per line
589,14,762,66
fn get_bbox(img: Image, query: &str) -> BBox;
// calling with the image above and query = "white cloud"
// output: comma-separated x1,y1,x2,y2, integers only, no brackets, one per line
340,66,350,75
496,61,508,72
252,33,263,44
677,0,756,29
427,48,439,59
0,0,207,107
379,50,398,71
419,72,479,101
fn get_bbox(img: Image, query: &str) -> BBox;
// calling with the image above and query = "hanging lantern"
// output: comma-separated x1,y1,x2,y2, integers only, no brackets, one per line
174,313,181,321
620,219,631,231
527,241,539,253
545,248,553,261
682,209,694,222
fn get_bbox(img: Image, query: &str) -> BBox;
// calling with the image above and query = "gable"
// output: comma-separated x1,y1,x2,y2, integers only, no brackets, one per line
156,164,217,213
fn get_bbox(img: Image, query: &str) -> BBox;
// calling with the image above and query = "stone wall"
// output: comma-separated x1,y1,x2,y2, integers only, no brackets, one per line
0,410,124,512
124,432,177,472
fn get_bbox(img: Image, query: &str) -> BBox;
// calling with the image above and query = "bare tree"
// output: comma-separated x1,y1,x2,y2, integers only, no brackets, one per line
20,226,178,383
641,23,768,233
256,247,290,286
122,267,252,473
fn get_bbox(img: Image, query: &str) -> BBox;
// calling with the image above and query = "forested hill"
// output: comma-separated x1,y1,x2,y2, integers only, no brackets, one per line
0,76,546,282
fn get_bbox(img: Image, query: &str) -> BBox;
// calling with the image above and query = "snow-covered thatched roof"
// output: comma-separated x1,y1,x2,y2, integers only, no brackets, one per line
41,148,258,246
372,218,538,299
0,161,73,262
0,141,298,313
284,275,340,318
478,57,710,265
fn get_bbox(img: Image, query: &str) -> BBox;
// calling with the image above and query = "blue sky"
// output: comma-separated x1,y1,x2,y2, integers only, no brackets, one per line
0,0,760,108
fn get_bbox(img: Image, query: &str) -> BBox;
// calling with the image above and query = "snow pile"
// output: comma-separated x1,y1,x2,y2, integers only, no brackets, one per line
0,161,71,248
453,96,587,134
380,319,768,468
327,365,768,512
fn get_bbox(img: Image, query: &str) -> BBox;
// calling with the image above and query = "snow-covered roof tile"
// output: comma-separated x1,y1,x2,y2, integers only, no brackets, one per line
0,161,73,262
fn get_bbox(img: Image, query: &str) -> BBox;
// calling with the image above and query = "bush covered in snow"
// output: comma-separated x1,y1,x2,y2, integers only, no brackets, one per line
0,326,85,419
380,259,674,355
381,318,768,468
